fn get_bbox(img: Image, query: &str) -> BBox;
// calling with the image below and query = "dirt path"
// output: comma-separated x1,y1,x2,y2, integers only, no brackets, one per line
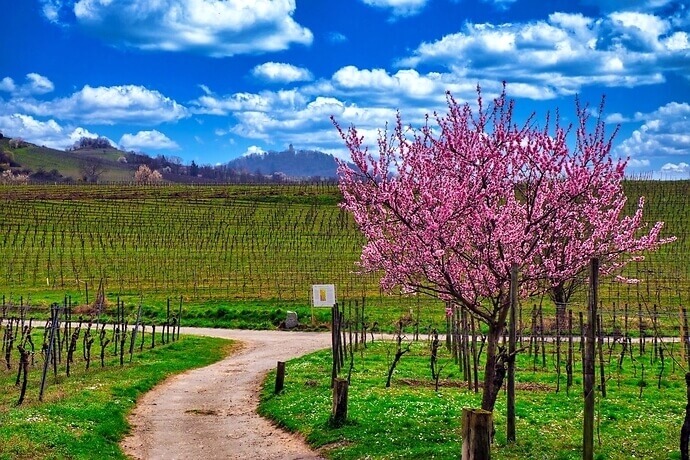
121,328,332,460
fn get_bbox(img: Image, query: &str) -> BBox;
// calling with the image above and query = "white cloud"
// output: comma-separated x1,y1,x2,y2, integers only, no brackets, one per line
119,130,179,151
359,0,429,17
627,158,651,168
0,77,16,93
608,11,669,51
11,85,188,125
664,31,690,51
397,11,688,97
615,102,690,161
0,113,62,144
328,65,480,103
660,162,690,176
68,127,115,147
252,62,313,83
0,73,54,96
0,113,110,150
25,73,55,95
44,0,312,57
605,113,632,124
192,88,307,116
243,145,266,156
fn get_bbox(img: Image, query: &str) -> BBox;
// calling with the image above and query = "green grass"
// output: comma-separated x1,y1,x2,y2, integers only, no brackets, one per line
0,334,234,459
260,339,686,459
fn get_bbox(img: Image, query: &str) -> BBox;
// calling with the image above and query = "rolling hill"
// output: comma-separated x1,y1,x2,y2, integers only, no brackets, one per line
1,137,347,183
0,137,137,182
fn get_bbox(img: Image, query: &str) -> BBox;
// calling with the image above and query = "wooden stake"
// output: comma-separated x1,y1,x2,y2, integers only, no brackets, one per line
461,408,492,460
583,258,599,460
275,361,285,394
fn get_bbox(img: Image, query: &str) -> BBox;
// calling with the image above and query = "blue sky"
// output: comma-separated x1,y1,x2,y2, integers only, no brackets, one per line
1,0,689,177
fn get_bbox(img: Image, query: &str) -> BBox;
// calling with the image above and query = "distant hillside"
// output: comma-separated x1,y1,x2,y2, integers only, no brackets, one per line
227,147,346,179
0,137,137,182
0,135,348,184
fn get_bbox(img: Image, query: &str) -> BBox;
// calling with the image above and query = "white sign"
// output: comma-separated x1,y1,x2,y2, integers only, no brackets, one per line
311,284,336,307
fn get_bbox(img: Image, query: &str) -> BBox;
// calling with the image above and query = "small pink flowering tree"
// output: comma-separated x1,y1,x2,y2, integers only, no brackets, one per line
334,86,673,412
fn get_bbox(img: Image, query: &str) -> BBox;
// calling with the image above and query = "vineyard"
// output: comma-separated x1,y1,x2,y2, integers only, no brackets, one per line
0,181,687,325
0,180,688,458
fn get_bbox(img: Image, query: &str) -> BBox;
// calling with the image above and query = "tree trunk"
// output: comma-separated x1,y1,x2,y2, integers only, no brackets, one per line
481,322,504,412
552,284,567,334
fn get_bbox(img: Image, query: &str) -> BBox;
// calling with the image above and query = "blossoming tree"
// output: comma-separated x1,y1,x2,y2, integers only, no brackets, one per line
334,86,673,412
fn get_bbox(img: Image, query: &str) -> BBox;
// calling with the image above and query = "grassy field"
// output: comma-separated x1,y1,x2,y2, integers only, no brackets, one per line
260,338,686,459
0,333,234,459
0,181,687,331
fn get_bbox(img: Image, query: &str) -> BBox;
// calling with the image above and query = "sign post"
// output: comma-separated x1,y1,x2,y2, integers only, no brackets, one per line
311,284,336,324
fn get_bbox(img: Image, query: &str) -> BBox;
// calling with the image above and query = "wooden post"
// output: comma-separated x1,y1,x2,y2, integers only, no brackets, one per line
461,408,492,460
39,304,59,402
680,372,690,460
331,304,339,387
583,258,599,460
507,264,517,443
680,307,686,365
275,361,285,394
683,307,690,365
567,309,573,391
330,377,348,427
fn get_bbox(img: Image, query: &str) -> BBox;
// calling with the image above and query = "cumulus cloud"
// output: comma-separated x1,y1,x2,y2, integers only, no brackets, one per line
0,113,110,150
0,77,15,93
660,162,690,176
615,102,690,159
251,62,313,83
192,88,308,116
10,85,188,125
42,0,312,57
605,112,632,124
119,130,179,151
195,63,490,153
359,0,430,17
0,73,54,96
243,145,266,156
397,11,688,97
326,65,483,105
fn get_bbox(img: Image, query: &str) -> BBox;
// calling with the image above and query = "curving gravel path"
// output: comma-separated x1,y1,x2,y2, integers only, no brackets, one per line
121,327,332,460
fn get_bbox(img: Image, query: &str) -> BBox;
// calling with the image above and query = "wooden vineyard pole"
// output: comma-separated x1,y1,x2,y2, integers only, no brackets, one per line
507,264,517,443
462,408,492,460
680,307,686,365
275,361,285,394
39,304,59,402
681,372,690,460
583,258,599,460
330,377,349,427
